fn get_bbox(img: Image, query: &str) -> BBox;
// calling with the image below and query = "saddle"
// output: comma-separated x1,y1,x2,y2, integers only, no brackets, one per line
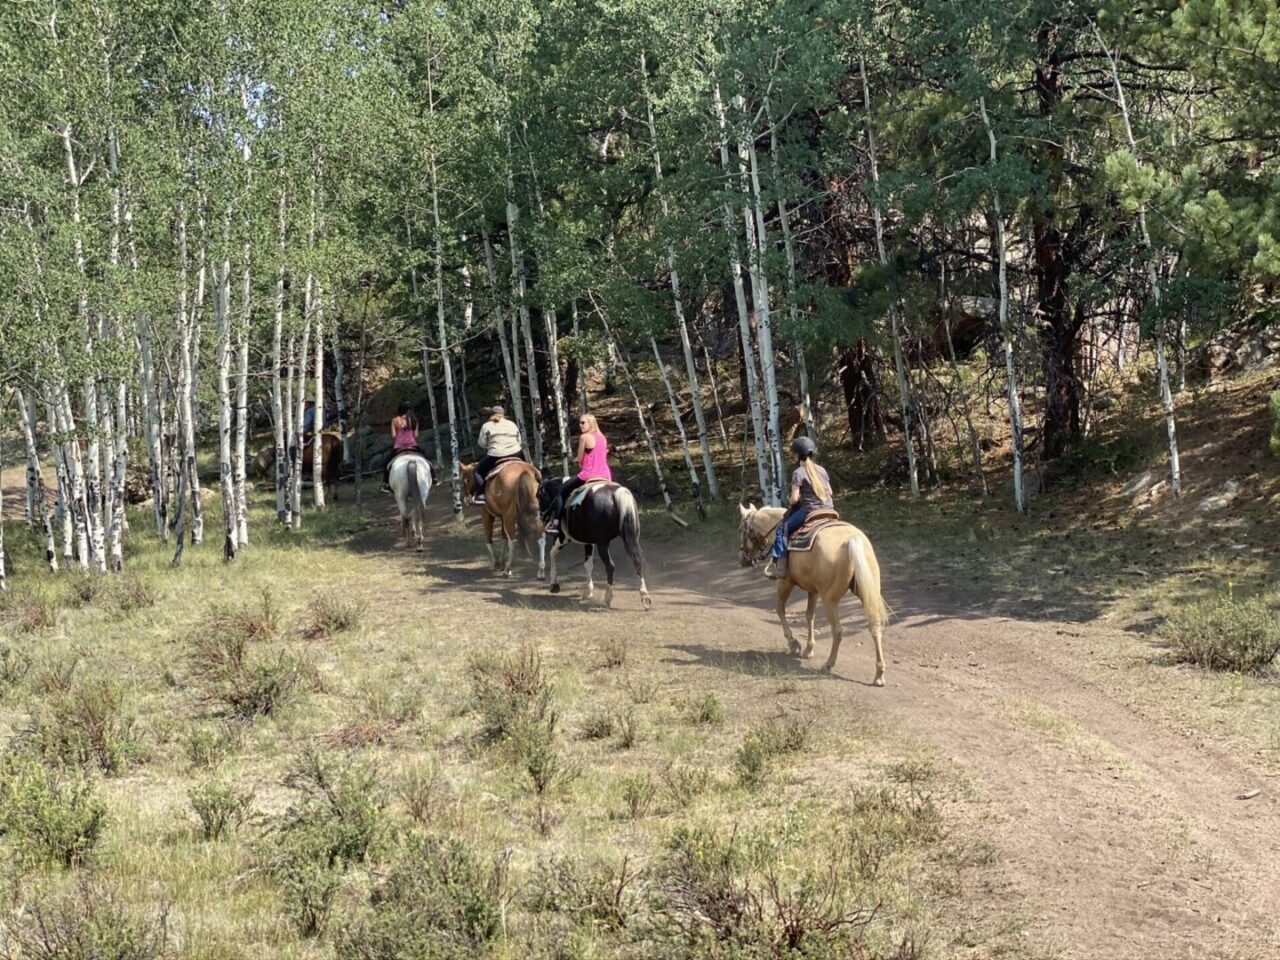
567,478,611,511
484,456,525,481
786,509,842,553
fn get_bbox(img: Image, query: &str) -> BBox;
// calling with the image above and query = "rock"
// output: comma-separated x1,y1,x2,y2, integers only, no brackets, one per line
1121,470,1154,498
1200,322,1280,377
1148,480,1168,501
1197,479,1243,513
1189,441,1224,457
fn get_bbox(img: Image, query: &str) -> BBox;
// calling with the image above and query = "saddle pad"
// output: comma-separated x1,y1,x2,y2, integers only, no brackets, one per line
567,479,611,511
787,514,843,553
484,456,523,481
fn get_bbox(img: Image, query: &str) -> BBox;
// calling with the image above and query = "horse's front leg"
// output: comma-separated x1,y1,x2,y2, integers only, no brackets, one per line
803,592,818,659
775,580,799,654
501,518,515,579
536,529,547,581
483,513,498,570
600,543,615,609
548,536,565,594
581,546,595,602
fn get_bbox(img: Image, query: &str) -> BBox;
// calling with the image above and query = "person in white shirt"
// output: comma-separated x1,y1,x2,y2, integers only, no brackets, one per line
472,405,528,504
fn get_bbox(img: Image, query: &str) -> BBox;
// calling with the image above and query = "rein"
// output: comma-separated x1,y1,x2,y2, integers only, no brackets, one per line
743,515,783,565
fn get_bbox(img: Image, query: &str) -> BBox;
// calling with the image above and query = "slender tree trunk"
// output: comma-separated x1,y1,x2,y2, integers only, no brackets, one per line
53,383,90,568
980,97,1025,511
643,53,719,498
1096,29,1181,494
773,178,817,439
234,241,251,542
859,57,919,498
652,338,705,519
273,192,290,524
571,301,588,411
312,283,327,512
334,331,350,465
214,215,239,561
482,226,522,432
713,84,771,503
409,228,446,477
430,154,463,518
174,205,202,560
506,194,544,464
20,390,57,570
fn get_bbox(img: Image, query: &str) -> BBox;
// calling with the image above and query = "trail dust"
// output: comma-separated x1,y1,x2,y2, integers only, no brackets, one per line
404,493,1280,960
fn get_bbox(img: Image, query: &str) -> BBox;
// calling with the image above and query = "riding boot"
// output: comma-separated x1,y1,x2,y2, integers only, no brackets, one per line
763,556,786,581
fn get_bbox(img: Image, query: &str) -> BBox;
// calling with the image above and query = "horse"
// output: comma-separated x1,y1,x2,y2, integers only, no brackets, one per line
539,477,651,610
256,433,343,501
459,460,545,579
738,504,888,684
388,452,433,551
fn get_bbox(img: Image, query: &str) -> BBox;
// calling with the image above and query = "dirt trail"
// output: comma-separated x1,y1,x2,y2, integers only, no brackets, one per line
417,499,1280,960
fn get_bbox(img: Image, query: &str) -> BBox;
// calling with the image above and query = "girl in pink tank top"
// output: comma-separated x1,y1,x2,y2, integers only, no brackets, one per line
579,429,611,481
544,413,611,535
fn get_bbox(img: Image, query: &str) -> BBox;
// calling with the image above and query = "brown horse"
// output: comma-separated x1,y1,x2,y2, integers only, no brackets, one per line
255,433,343,501
738,505,888,684
459,460,545,579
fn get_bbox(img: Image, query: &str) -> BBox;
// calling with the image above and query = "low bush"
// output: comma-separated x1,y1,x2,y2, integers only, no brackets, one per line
182,723,239,770
625,677,658,704
1269,389,1280,458
619,774,655,820
4,588,60,634
301,594,366,640
218,652,307,719
736,719,811,789
275,749,387,867
333,833,508,959
735,736,769,789
398,759,456,829
66,570,106,608
23,676,144,775
1163,592,1280,674
529,854,642,932
468,645,553,743
616,709,642,750
578,711,614,741
683,693,725,726
0,643,32,690
661,762,710,809
0,756,107,867
1,880,171,960
189,777,254,841
267,830,342,937
595,636,627,670
113,572,160,614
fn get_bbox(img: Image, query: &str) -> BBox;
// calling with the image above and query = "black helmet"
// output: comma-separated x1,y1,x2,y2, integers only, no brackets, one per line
791,435,816,458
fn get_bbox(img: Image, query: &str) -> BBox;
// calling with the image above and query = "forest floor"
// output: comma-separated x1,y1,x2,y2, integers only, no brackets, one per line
0,369,1277,958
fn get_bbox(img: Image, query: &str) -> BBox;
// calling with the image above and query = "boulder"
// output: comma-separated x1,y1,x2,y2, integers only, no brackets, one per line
1200,323,1280,378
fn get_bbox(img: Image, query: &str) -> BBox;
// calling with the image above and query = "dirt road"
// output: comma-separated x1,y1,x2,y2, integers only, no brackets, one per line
425,500,1280,960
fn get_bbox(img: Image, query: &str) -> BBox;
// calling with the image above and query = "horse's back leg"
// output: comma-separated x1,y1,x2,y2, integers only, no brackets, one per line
819,587,845,675
803,592,818,659
581,545,595,602
599,543,615,609
621,523,651,610
548,536,565,594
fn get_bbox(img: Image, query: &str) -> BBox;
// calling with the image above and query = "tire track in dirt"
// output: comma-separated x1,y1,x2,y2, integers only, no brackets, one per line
418,503,1279,960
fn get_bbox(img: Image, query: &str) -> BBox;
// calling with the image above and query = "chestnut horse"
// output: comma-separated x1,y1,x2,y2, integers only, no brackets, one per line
459,460,545,579
738,504,888,684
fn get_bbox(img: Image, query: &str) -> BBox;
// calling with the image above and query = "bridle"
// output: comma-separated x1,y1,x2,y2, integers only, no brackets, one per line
740,512,782,566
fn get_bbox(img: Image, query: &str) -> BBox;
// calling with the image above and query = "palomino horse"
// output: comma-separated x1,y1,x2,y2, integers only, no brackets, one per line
738,505,887,684
255,433,343,501
388,452,433,551
539,478,651,610
459,460,545,579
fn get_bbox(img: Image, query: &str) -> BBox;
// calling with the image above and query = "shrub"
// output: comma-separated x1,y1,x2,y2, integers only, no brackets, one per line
4,588,60,634
1,881,171,960
619,775,655,820
528,855,641,932
616,709,641,750
467,645,553,743
276,749,387,866
661,762,710,809
333,833,508,959
595,636,627,670
735,719,811,789
0,757,107,867
219,652,306,719
625,677,657,704
0,643,32,690
578,711,614,741
113,572,160,614
267,830,342,937
398,760,455,829
735,735,769,790
846,787,945,882
515,723,576,800
683,693,725,726
301,594,366,640
30,650,80,696
1163,592,1280,674
189,778,254,841
66,570,105,608
182,723,239,770
24,677,144,775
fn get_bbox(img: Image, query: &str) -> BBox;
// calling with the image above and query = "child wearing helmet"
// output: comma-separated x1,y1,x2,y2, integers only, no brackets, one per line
764,435,833,580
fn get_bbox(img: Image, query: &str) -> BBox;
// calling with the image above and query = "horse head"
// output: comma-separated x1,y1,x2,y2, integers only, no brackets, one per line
537,476,564,514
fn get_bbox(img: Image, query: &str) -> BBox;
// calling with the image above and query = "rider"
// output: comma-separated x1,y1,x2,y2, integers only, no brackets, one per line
381,402,421,492
545,413,611,536
472,405,528,505
764,436,833,581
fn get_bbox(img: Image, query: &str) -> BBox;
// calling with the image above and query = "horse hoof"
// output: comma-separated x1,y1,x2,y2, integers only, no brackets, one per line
873,675,885,687
801,649,815,660
641,595,652,611
787,642,801,656
549,583,560,594
820,662,835,675
536,571,546,581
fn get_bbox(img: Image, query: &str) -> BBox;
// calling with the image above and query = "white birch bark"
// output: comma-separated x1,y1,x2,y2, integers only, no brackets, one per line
333,330,350,465
53,383,90,567
652,338,705,517
214,214,239,560
20,390,57,570
1096,29,1181,494
980,97,1025,512
284,333,295,518
429,151,463,518
408,229,445,477
713,84,772,503
273,192,290,524
571,301,588,411
773,180,817,439
312,283,327,512
293,169,317,528
482,227,528,442
188,205,206,545
45,392,73,565
859,57,920,499
643,52,719,498
234,241,251,542
174,206,203,554
506,194,544,464
133,207,167,540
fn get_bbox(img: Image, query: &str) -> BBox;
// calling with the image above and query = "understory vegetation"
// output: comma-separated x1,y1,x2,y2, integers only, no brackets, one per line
0,491,1012,959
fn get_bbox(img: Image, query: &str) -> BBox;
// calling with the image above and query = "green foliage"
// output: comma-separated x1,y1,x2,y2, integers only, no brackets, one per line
467,645,554,744
528,855,641,932
301,594,366,640
1269,391,1280,458
1163,592,1280,674
0,757,107,867
1,882,171,960
275,749,388,867
683,693,725,727
333,833,508,960
618,775,655,820
188,778,254,841
22,676,144,775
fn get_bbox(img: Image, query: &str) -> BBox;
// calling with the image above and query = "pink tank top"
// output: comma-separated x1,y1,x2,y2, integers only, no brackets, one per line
393,419,418,451
579,432,611,481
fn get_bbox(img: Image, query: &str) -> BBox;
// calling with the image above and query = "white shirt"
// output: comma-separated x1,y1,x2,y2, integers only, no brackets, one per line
477,418,522,457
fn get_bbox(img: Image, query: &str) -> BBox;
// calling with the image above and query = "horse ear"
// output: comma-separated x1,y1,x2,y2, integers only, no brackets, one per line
738,503,750,518
748,502,757,512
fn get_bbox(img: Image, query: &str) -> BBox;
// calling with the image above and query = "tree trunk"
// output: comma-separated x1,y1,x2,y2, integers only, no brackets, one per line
859,56,919,498
312,283,327,512
215,216,239,561
430,154,463,519
571,301,588,412
713,84,772,503
506,195,545,464
173,205,203,561
19,390,57,571
643,52,719,499
652,338,705,518
980,97,1026,512
273,192,290,524
234,242,251,542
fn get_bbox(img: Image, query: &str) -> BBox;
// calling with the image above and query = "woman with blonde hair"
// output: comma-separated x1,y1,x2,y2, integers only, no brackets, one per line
764,435,833,580
545,412,611,535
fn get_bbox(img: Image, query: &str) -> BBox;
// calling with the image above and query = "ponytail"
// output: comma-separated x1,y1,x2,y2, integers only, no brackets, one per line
802,457,829,503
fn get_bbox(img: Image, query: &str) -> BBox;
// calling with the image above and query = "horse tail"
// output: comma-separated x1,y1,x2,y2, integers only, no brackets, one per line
515,469,541,553
616,487,646,576
847,533,888,628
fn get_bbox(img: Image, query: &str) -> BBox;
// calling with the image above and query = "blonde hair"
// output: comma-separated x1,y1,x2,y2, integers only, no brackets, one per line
579,413,601,435
801,456,829,503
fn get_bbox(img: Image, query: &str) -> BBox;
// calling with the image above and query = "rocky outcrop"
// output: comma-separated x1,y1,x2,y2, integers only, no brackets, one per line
1200,323,1280,378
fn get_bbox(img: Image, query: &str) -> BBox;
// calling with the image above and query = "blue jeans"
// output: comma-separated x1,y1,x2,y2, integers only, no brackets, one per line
771,507,811,559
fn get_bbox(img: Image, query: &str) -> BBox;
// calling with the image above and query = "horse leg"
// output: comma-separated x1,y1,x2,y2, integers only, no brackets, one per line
536,529,547,581
581,546,595,602
502,516,515,579
600,543,615,609
622,522,651,611
401,515,411,548
775,580,799,655
548,536,565,594
803,592,818,659
820,589,845,674
483,513,498,570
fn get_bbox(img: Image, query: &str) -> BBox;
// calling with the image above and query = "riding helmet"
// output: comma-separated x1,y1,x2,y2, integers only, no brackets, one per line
791,435,816,458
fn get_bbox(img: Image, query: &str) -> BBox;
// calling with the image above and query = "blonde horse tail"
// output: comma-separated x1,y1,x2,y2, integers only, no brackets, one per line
848,534,888,628
515,469,541,554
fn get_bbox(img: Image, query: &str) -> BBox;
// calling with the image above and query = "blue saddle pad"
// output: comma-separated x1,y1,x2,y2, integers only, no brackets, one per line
567,479,610,511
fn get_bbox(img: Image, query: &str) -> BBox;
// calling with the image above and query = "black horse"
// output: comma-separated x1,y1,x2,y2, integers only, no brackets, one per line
538,477,652,610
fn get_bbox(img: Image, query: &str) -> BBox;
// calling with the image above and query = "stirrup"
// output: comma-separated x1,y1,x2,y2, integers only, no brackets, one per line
545,519,559,535
763,558,784,581
472,494,486,505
